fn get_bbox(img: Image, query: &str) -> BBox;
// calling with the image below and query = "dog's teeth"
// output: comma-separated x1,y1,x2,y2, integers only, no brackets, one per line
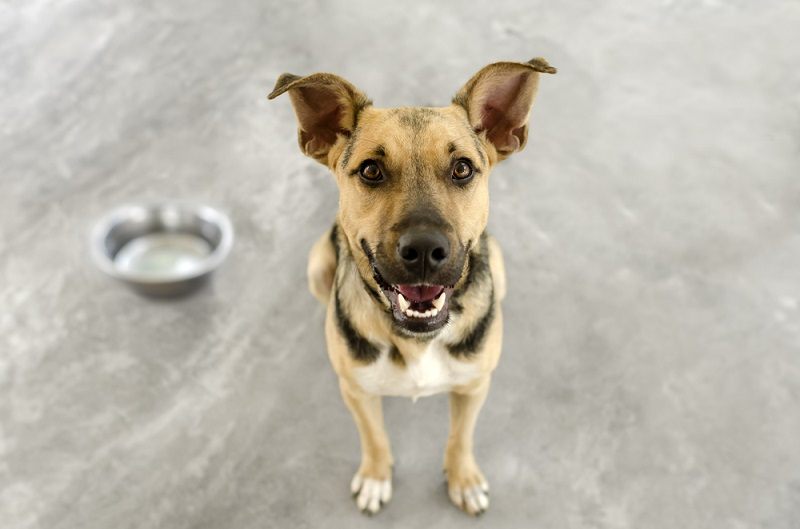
433,292,446,311
402,305,444,319
398,293,410,312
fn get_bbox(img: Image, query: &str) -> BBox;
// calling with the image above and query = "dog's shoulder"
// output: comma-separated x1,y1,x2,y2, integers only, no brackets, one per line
307,224,339,304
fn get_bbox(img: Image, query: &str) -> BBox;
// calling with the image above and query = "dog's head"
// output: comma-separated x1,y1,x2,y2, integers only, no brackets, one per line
269,59,555,335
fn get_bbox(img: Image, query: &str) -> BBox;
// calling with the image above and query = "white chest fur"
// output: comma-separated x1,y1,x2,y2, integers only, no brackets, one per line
353,339,483,399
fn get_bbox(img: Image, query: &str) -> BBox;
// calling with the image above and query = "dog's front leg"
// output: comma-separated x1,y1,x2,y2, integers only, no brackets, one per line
444,375,491,516
339,379,393,515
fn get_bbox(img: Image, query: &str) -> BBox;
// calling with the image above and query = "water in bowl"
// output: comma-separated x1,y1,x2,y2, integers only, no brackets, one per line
114,232,212,279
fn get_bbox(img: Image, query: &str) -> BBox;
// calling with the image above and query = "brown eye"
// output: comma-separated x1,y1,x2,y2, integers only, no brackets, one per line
452,159,474,182
359,161,383,183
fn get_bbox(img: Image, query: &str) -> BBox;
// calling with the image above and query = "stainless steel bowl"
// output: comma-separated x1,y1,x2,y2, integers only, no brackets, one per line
91,202,234,297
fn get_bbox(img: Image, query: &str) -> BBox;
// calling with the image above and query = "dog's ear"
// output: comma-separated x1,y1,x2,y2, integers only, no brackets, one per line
453,57,556,160
268,72,371,164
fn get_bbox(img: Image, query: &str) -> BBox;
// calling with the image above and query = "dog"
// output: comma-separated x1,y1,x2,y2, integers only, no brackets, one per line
269,57,555,516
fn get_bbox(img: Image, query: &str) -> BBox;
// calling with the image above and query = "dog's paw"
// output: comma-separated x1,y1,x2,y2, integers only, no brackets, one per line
445,464,489,516
350,473,392,515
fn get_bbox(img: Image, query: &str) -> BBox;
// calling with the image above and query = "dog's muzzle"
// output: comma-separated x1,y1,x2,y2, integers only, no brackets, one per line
361,232,466,334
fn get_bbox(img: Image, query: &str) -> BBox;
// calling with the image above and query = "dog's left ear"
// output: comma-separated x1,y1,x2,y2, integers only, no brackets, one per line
453,57,556,160
269,72,371,164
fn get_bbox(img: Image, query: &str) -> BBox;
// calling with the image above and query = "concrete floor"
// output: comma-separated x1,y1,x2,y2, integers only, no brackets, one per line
2,1,800,528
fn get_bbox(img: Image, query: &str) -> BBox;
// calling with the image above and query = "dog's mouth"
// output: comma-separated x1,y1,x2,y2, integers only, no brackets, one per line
383,283,453,333
369,264,453,334
360,238,461,334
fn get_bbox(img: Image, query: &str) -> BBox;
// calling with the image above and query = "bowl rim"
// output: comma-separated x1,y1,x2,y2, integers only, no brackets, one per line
90,201,234,285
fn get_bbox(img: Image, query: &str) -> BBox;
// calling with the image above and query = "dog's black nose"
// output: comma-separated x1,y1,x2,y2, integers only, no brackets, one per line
397,228,450,274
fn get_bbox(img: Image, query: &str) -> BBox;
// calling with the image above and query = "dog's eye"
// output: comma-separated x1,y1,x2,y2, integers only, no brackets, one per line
359,161,383,183
452,159,474,182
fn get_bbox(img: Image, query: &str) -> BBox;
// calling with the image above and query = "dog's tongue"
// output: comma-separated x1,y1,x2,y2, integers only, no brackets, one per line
396,284,443,303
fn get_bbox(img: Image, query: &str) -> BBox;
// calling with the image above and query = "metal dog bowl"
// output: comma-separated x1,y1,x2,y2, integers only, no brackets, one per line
91,202,233,297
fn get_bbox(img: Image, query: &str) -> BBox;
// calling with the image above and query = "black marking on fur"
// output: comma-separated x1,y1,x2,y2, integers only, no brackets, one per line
397,108,438,134
389,345,405,366
452,92,468,110
359,238,375,262
411,153,424,178
447,290,495,357
471,133,487,166
359,239,391,291
357,238,393,311
373,145,386,158
447,142,457,154
351,97,372,129
452,233,490,302
334,287,380,363
360,276,384,305
340,126,359,169
390,319,441,342
329,223,339,262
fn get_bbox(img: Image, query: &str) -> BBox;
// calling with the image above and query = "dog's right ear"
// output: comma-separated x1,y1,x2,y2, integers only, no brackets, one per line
268,72,371,165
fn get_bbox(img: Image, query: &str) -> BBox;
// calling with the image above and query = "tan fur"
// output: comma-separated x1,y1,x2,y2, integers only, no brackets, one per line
272,58,554,516
307,231,336,304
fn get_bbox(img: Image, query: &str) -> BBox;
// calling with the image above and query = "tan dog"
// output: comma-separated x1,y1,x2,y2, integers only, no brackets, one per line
269,58,555,516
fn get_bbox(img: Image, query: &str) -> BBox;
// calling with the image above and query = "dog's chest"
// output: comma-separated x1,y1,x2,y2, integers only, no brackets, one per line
353,340,482,399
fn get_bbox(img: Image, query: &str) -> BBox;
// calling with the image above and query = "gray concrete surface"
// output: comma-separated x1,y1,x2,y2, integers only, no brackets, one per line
2,1,800,528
